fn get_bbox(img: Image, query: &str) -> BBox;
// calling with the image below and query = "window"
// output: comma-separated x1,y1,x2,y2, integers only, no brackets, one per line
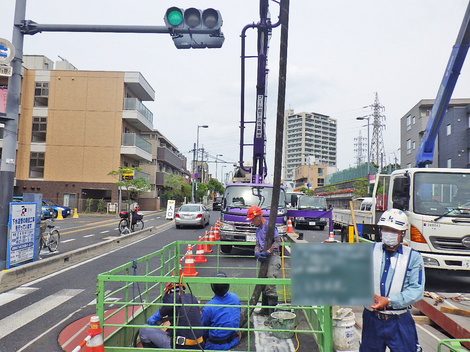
412,116,416,125
406,163,411,168
34,82,49,107
412,141,416,150
31,117,47,142
317,178,324,187
29,152,45,178
406,115,411,131
407,139,411,155
447,158,452,168
447,124,451,136
318,167,324,176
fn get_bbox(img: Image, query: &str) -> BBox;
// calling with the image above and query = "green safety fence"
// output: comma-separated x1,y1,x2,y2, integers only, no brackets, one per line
438,339,470,352
96,240,333,352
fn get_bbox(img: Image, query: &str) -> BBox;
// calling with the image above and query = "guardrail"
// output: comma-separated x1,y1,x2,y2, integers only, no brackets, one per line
438,338,470,352
96,240,333,351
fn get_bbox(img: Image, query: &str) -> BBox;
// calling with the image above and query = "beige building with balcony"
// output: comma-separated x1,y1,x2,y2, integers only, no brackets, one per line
1,55,159,211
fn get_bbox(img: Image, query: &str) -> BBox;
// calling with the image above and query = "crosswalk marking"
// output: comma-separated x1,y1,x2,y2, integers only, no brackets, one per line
0,287,39,307
0,289,83,339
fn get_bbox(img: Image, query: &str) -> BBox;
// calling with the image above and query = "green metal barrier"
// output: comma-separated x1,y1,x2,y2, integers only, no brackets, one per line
96,240,333,351
438,339,470,352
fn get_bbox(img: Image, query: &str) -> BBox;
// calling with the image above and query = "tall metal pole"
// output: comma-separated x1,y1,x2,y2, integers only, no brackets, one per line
357,116,371,194
191,143,196,203
0,0,26,269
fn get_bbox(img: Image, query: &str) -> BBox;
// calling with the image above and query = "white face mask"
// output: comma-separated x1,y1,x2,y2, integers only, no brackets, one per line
381,230,400,247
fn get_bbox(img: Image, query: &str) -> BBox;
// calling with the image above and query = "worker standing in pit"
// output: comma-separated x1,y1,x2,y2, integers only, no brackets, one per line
361,208,425,352
246,205,281,326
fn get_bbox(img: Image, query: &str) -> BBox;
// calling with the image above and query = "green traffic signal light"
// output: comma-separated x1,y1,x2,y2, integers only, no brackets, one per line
166,8,183,26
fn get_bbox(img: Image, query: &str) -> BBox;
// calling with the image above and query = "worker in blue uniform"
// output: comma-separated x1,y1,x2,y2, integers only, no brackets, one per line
202,272,241,350
360,208,425,352
246,205,282,325
141,282,204,350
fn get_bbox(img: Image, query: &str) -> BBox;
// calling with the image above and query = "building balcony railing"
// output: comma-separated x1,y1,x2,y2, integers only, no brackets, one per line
157,147,184,170
123,98,154,131
121,133,152,162
135,170,150,183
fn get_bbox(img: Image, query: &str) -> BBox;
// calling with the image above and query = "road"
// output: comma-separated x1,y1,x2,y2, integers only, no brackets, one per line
0,213,468,351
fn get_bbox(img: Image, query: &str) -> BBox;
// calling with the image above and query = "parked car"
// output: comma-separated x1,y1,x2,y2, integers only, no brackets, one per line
12,196,54,220
43,200,72,218
212,196,223,211
175,204,210,229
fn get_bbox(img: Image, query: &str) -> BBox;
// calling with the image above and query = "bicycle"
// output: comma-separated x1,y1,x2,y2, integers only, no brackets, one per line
40,219,60,252
119,211,144,234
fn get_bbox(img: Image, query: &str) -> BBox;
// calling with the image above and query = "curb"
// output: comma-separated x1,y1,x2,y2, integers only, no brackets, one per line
0,220,174,293
285,232,308,244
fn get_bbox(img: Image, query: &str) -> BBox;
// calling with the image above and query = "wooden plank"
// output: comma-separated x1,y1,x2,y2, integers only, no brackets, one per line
414,298,470,350
441,306,470,318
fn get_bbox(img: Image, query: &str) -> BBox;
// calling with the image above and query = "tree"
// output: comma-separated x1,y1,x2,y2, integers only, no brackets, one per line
354,179,369,197
196,183,209,202
163,174,191,203
207,178,224,197
108,167,151,208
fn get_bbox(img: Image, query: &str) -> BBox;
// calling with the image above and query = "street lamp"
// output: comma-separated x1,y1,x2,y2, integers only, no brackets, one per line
192,125,209,202
215,154,223,180
356,116,371,193
221,165,226,185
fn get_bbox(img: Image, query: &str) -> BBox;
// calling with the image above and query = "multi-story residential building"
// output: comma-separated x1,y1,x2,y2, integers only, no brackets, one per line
292,164,336,191
400,98,470,168
140,130,189,210
282,109,337,181
3,55,158,211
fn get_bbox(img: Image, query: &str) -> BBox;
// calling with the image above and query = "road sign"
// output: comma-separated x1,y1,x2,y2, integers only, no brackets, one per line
166,200,176,220
194,173,199,178
0,38,15,65
0,64,12,77
121,168,134,180
7,202,37,268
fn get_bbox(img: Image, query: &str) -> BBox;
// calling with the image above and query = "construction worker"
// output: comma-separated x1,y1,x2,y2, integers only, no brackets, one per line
361,208,425,352
202,272,241,350
246,205,281,325
143,282,204,350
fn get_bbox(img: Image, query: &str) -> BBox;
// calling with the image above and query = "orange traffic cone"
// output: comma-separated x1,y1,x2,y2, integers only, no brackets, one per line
203,231,212,254
213,223,220,241
326,231,338,243
208,227,216,246
286,218,295,234
182,245,198,277
194,237,208,263
85,316,104,352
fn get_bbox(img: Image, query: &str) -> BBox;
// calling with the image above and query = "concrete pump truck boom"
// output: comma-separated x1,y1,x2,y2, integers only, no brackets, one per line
388,2,470,270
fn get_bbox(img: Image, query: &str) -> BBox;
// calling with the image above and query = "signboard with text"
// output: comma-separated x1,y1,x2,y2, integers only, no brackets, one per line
7,202,37,268
166,200,176,220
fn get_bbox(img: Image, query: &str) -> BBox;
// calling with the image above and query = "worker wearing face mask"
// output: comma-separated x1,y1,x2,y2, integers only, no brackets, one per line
360,209,425,352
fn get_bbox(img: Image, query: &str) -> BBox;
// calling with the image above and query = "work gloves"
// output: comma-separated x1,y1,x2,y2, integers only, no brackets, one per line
147,312,162,325
255,250,270,263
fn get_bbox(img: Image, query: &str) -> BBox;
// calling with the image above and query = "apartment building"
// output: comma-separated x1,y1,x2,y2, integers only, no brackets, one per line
292,164,332,190
282,109,337,181
140,130,189,210
3,55,157,211
400,98,470,168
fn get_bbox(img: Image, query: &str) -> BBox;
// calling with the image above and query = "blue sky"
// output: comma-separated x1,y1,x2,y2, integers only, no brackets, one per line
2,0,470,182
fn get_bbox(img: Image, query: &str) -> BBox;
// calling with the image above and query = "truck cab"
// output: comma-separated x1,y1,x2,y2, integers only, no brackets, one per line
218,183,287,253
292,195,329,230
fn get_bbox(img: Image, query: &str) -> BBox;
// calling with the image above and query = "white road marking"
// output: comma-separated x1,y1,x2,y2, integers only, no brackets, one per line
0,287,39,307
61,239,76,243
416,323,442,341
100,230,109,234
0,289,83,339
83,234,95,238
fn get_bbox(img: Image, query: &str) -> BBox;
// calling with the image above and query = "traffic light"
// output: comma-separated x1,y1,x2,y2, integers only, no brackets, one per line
164,7,224,49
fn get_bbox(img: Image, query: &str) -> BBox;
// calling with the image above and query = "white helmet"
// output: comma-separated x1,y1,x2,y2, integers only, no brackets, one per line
378,209,409,231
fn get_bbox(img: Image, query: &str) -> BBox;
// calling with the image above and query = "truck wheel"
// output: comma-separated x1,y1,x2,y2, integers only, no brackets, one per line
341,227,348,242
220,245,232,254
318,225,325,231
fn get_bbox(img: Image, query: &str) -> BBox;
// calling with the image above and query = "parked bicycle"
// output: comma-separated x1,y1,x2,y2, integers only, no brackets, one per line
40,219,60,252
118,210,144,234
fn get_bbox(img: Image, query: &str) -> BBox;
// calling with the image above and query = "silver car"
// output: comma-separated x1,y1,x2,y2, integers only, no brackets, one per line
175,204,210,229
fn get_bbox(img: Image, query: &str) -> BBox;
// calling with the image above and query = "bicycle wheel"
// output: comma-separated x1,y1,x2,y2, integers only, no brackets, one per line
131,219,144,232
48,230,60,252
119,219,129,234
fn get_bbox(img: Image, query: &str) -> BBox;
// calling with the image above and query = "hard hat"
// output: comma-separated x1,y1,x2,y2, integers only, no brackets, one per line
377,209,409,231
246,205,263,221
211,272,229,297
164,282,186,295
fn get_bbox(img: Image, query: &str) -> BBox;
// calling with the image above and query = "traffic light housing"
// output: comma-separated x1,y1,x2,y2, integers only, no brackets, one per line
164,7,224,49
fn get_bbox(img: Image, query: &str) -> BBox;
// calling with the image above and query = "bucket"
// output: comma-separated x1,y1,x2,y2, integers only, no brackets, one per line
270,311,297,339
333,308,359,352
275,304,298,326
